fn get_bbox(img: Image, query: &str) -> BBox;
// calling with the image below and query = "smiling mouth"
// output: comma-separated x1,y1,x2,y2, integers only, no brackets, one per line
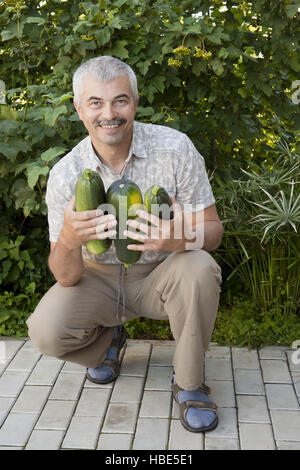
95,119,126,129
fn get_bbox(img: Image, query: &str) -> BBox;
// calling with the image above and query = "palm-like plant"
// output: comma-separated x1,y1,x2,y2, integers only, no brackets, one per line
214,138,300,316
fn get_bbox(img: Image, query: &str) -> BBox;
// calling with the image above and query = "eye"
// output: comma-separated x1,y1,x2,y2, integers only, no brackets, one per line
115,99,128,105
90,101,102,107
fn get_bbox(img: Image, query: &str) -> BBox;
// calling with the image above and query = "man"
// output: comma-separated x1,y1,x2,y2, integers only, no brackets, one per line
27,56,223,434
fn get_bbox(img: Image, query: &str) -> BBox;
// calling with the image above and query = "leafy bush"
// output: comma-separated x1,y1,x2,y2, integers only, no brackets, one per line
214,136,300,316
212,297,300,348
0,0,299,341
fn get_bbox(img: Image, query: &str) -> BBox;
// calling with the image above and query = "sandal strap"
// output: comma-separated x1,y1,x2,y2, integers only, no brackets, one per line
101,358,120,379
183,400,217,410
179,400,217,422
171,382,211,402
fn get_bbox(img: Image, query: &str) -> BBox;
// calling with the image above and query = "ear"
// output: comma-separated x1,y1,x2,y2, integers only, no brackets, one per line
74,100,82,121
134,96,139,113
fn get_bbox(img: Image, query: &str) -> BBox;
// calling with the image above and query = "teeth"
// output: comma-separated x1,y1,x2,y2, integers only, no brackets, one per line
101,124,119,128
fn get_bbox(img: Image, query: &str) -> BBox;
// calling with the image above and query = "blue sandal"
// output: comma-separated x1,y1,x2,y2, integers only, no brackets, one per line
171,381,218,433
86,325,127,384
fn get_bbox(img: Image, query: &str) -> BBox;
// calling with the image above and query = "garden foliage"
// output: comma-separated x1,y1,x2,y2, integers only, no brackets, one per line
0,0,299,343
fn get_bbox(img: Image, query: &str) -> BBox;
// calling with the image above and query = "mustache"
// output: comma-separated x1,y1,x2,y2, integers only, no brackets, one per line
95,118,127,127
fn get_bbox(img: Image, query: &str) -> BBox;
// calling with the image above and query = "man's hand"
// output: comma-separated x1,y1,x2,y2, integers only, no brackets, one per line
124,196,187,253
59,196,117,250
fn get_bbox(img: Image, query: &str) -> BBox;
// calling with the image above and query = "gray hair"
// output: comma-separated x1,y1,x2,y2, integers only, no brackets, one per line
72,56,139,103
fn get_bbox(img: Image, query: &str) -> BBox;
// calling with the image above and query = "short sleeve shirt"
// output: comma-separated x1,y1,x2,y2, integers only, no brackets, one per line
45,121,215,264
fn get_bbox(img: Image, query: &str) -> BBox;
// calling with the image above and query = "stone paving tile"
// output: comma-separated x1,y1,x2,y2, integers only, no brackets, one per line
270,409,300,442
265,383,300,410
120,354,149,377
110,375,144,404
236,395,270,423
233,369,265,395
1,339,24,364
6,347,41,372
35,400,76,430
292,372,300,398
205,357,233,381
61,362,87,374
232,347,260,369
0,446,23,450
239,423,276,450
133,418,169,450
0,412,39,446
0,397,15,427
0,370,30,397
144,366,173,391
168,419,203,450
97,433,133,450
102,403,139,434
277,441,300,450
149,345,175,366
139,390,172,418
286,350,300,372
61,416,101,449
205,343,231,359
25,429,65,450
205,407,238,439
259,346,287,360
26,357,64,386
11,385,51,414
74,387,111,417
204,437,239,450
208,380,235,408
124,341,152,357
261,359,292,384
49,372,86,400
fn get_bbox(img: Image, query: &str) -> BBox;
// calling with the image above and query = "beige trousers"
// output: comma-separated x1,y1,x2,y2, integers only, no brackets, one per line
27,250,222,390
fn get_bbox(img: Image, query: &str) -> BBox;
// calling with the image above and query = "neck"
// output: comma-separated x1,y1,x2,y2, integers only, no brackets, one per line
91,139,131,172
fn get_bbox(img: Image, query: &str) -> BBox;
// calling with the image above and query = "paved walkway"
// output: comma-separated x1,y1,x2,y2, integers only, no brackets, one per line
0,337,299,450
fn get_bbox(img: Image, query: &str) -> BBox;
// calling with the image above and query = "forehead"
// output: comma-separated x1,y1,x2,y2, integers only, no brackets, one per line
81,74,133,101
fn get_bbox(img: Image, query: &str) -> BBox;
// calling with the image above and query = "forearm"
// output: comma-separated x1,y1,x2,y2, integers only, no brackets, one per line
184,220,224,252
203,221,224,251
48,234,84,287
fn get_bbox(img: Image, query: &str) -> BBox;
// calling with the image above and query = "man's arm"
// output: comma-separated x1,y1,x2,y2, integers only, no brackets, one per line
48,241,84,287
184,203,224,252
48,196,117,287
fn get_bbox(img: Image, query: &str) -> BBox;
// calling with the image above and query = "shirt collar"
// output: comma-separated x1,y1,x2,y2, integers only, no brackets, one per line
131,121,148,159
87,121,148,167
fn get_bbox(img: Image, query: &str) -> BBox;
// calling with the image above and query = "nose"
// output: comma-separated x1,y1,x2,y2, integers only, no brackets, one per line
101,102,116,121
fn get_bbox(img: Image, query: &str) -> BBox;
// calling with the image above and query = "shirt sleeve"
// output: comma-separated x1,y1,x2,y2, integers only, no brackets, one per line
45,170,73,242
175,135,215,213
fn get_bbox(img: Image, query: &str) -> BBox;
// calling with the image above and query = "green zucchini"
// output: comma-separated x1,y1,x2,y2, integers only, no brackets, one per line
106,178,143,269
144,185,174,220
75,168,112,255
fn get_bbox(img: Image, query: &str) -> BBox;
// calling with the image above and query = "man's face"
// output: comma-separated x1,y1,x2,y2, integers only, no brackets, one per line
74,74,138,149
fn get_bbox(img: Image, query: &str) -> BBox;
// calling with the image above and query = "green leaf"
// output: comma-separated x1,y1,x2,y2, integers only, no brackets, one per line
285,3,300,18
0,312,12,324
42,105,68,127
137,60,152,76
95,27,111,46
0,142,16,160
136,106,154,117
211,58,224,76
24,17,46,25
0,105,19,120
218,47,229,59
27,164,49,189
105,40,129,59
1,22,23,41
41,146,67,162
